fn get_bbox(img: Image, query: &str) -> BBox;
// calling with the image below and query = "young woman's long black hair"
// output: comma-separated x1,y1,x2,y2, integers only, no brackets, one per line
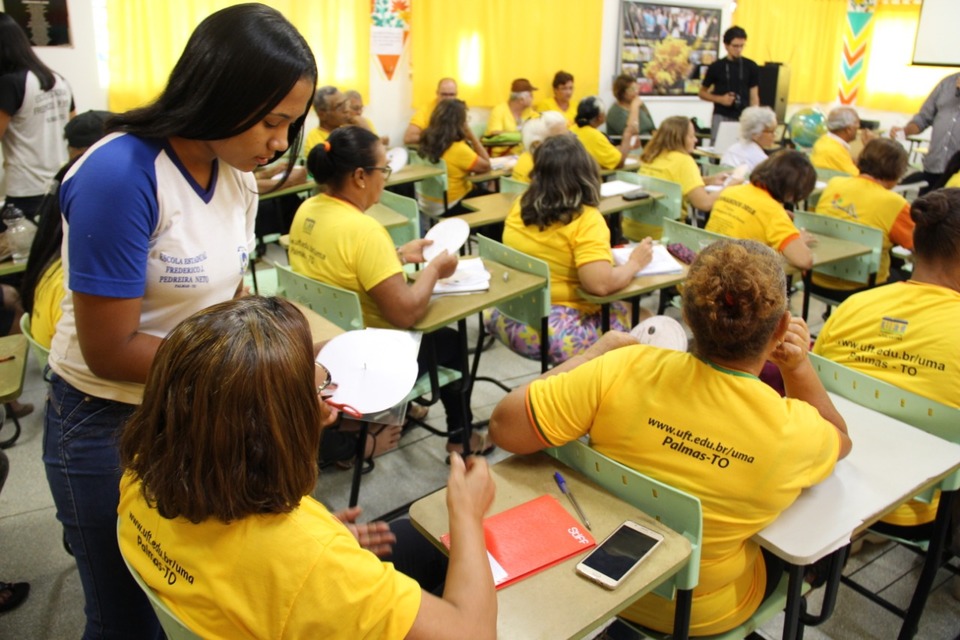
0,12,57,89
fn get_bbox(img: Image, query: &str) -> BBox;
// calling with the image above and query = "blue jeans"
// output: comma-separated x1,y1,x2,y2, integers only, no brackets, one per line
43,373,161,640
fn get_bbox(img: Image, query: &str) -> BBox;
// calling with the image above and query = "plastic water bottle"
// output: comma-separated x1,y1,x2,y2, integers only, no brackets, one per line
2,204,36,264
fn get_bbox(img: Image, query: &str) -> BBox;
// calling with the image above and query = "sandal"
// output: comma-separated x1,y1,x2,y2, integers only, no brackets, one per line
445,430,495,462
0,581,29,614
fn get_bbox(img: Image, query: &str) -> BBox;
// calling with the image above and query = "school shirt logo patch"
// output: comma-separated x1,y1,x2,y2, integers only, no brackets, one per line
829,193,858,219
880,316,907,339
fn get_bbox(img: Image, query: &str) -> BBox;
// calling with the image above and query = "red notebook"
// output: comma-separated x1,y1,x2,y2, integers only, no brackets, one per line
440,495,596,589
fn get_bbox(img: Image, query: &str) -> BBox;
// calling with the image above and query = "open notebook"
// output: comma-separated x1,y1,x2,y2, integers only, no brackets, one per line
612,243,684,277
432,257,491,295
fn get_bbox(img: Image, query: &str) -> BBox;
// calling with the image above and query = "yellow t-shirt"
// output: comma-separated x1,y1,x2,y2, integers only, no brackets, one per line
502,198,611,314
814,176,914,289
629,150,705,240
572,124,621,170
288,194,403,328
946,171,960,188
442,140,480,204
810,134,859,176
814,280,960,526
512,151,534,183
485,103,537,155
706,183,801,253
409,99,438,132
526,346,840,636
30,258,64,349
305,127,331,157
118,473,421,640
534,97,576,127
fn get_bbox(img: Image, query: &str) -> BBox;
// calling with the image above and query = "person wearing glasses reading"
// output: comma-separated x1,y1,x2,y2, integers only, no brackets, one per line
117,296,498,639
289,126,494,456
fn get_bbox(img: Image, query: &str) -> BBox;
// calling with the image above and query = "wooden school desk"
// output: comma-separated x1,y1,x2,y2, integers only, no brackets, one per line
754,393,960,640
798,232,872,319
577,266,689,333
0,334,28,448
410,452,692,640
258,163,446,201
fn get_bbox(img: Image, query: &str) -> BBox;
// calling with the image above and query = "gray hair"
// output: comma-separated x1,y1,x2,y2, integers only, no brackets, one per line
510,91,532,102
739,106,777,142
522,110,568,151
313,85,339,112
343,89,362,102
826,107,858,132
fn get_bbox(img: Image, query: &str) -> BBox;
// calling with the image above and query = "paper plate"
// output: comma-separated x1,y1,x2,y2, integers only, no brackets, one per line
317,329,419,414
386,147,408,173
423,218,469,262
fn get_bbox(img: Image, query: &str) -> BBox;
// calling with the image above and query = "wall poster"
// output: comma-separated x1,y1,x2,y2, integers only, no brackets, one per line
618,2,721,96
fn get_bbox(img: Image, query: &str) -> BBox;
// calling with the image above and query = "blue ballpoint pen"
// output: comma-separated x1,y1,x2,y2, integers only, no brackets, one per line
553,472,591,530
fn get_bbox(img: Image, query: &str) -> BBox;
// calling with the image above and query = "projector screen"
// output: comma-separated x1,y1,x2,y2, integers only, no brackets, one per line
913,0,960,67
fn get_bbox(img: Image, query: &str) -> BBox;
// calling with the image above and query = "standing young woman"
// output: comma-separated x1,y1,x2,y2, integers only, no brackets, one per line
0,12,74,220
44,5,317,638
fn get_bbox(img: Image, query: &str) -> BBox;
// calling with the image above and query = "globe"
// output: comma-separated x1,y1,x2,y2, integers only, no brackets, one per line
787,108,827,148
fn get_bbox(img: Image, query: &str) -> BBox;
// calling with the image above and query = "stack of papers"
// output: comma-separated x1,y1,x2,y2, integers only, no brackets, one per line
490,155,518,171
433,257,491,295
612,243,684,277
600,180,640,198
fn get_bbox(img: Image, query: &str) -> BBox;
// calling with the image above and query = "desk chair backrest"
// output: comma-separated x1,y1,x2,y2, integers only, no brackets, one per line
275,264,364,332
546,440,703,597
792,210,882,286
379,190,421,247
477,235,551,372
117,524,202,640
713,121,740,155
499,176,529,194
615,172,684,241
809,169,850,208
701,163,735,179
19,314,49,370
410,153,449,218
661,218,727,253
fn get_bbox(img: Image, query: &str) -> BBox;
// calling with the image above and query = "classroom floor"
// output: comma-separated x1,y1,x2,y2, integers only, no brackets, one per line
0,259,958,639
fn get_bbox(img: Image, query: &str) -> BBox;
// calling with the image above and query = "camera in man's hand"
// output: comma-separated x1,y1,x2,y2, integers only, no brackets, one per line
732,93,742,109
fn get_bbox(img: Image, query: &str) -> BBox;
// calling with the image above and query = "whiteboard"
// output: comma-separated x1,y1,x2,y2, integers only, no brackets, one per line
913,0,960,67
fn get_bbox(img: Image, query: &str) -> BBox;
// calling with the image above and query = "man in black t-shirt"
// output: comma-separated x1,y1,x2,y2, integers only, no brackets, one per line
698,26,760,144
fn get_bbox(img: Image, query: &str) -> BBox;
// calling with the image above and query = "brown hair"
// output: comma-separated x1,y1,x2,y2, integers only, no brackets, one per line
641,115,689,164
856,138,908,182
749,150,816,204
612,74,636,102
911,188,960,265
419,98,467,164
522,135,601,229
119,296,323,524
552,70,574,89
682,240,786,362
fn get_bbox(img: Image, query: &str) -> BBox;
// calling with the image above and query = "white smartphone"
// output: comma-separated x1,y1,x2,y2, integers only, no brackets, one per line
575,520,664,590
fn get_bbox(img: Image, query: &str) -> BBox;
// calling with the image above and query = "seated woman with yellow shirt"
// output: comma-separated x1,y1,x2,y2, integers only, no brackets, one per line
628,116,730,240
812,138,915,301
289,126,491,455
490,239,850,636
571,97,637,171
705,151,816,270
534,70,576,126
488,134,654,365
814,188,960,539
417,99,491,217
512,111,567,184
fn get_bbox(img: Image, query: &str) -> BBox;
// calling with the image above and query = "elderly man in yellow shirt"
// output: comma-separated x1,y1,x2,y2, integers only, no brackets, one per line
810,107,876,176
484,78,539,156
403,77,458,145
304,86,357,155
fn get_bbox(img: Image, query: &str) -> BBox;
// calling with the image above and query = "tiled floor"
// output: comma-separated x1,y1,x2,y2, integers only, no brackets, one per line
1,266,958,638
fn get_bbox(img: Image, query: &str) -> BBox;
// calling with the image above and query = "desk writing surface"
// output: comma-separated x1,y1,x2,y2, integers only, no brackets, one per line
412,259,545,333
755,393,960,565
257,180,317,201
457,191,667,230
387,164,445,186
468,168,512,184
577,266,688,305
365,203,409,229
410,453,692,640
807,233,871,269
0,335,28,402
0,260,27,277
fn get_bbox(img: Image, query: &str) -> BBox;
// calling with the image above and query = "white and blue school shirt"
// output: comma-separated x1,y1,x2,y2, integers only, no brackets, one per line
49,132,257,404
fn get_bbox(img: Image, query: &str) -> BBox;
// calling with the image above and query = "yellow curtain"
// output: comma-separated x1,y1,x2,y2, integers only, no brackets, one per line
106,0,369,113
410,0,603,109
859,3,954,113
733,0,847,104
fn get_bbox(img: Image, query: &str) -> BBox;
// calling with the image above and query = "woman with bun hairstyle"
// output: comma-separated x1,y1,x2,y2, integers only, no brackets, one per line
490,239,849,635
490,134,654,365
44,5,317,637
815,188,960,537
289,125,493,456
571,96,637,170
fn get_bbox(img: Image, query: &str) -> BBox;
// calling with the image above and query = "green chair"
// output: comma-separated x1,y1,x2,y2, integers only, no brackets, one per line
661,218,727,252
20,314,49,370
701,163,735,179
791,210,882,322
476,235,551,373
499,176,529,194
809,354,960,639
808,168,850,209
614,172,683,241
379,189,421,248
118,525,202,640
410,153,449,222
275,264,461,506
246,232,282,295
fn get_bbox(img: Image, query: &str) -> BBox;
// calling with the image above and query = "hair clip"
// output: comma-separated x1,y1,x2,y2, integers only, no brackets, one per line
723,292,736,307
323,140,331,151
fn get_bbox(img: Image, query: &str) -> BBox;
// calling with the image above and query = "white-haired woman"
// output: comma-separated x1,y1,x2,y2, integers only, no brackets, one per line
720,106,777,172
512,110,568,183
